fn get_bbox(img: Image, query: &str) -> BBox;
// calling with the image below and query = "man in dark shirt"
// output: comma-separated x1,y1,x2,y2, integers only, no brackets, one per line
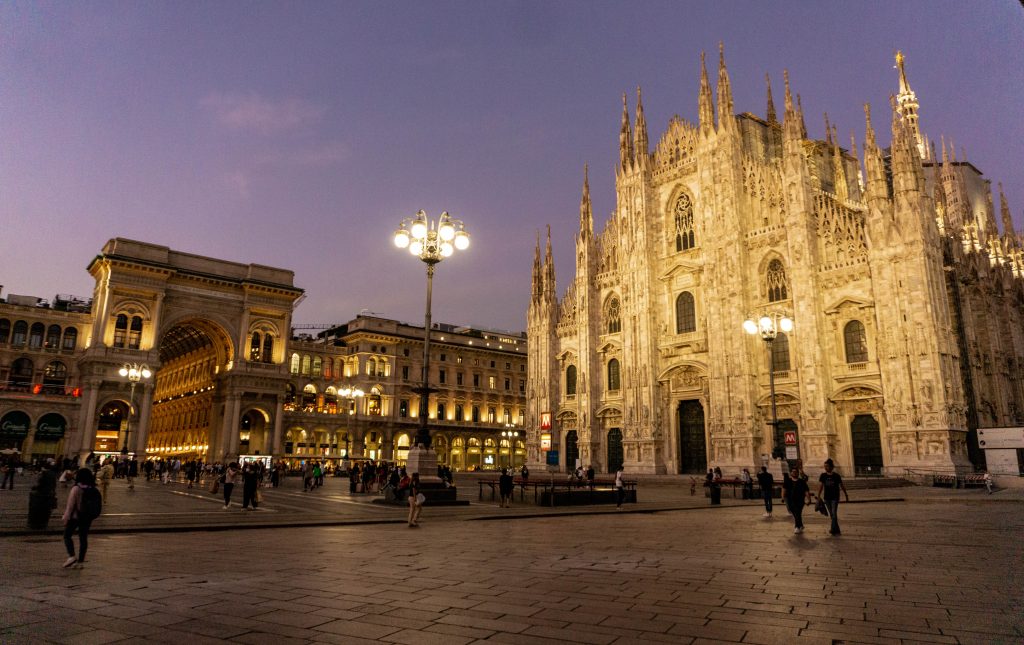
817,458,850,535
756,466,774,518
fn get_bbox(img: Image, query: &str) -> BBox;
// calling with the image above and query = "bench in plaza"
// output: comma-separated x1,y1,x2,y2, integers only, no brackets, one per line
477,478,637,507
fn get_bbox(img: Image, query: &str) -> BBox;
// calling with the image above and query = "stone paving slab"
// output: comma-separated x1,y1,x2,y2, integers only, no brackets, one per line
1,497,1022,644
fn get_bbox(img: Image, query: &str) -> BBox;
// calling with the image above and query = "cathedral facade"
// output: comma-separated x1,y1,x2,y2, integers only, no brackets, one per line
526,48,1024,478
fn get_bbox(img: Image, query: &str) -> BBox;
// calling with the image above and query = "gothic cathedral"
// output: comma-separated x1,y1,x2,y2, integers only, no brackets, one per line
526,47,1024,477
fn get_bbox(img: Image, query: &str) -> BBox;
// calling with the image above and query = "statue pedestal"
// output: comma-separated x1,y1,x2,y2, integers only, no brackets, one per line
405,445,462,504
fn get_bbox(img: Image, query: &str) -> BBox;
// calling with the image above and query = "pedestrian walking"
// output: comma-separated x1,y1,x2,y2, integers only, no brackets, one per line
782,467,811,533
498,468,514,507
2,455,19,489
408,472,424,527
983,472,993,494
97,460,114,501
303,461,314,492
816,458,849,535
614,466,626,509
222,462,239,509
520,464,529,483
709,467,723,505
741,468,753,500
756,466,774,518
241,463,259,510
62,468,100,568
126,457,138,490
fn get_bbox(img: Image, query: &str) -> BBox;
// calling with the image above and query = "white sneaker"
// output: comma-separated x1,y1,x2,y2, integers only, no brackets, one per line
762,512,770,518
794,527,803,534
63,556,77,568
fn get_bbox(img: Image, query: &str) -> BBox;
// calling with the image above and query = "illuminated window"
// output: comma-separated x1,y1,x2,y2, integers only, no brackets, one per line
489,376,496,389
488,407,496,423
290,353,300,374
128,316,143,349
312,356,322,376
250,333,262,361
301,355,311,375
399,400,409,417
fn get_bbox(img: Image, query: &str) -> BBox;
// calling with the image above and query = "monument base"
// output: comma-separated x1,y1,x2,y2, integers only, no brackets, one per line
404,445,465,504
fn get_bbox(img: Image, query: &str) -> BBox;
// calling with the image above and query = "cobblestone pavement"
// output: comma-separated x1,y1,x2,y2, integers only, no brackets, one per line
1,483,1021,644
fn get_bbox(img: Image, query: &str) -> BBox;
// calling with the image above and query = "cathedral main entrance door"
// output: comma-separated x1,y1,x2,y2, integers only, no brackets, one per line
851,414,883,476
565,430,579,473
607,428,623,473
678,400,706,474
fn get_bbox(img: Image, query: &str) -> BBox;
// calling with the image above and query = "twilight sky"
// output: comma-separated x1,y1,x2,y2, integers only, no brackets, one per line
2,2,1022,333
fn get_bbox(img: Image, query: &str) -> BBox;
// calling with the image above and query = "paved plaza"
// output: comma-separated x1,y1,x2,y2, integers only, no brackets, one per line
0,477,1022,644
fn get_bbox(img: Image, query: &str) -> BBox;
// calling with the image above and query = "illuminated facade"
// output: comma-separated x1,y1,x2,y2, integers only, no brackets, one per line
527,49,1024,477
0,239,527,468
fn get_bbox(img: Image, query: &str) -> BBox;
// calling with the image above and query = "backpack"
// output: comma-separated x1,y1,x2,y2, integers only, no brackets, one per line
80,485,102,521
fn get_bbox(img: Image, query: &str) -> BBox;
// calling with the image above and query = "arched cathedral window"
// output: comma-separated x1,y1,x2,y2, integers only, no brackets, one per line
766,259,789,302
566,365,577,396
607,358,621,391
674,193,696,251
844,320,868,363
675,292,696,333
605,298,621,334
771,332,791,372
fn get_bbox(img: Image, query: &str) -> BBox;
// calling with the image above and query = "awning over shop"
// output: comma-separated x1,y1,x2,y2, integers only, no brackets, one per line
35,413,68,439
0,411,31,439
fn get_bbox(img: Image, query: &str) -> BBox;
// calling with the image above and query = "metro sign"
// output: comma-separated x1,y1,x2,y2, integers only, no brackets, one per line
784,431,797,446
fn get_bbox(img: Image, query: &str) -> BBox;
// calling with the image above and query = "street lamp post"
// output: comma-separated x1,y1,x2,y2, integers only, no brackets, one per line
394,210,469,478
743,313,794,466
502,425,519,470
118,363,152,456
339,385,364,460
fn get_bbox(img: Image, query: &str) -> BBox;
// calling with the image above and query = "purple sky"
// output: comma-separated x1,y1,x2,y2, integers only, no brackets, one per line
3,2,1022,333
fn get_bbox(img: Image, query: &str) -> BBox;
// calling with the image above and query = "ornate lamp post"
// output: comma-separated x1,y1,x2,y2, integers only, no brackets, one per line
393,210,469,477
743,312,794,464
118,363,152,455
502,425,519,470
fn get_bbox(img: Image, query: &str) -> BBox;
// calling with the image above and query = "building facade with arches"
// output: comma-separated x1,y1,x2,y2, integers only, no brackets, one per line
526,50,1024,477
1,240,528,469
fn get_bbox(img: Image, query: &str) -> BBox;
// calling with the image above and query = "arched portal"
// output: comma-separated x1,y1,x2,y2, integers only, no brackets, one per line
240,409,270,456
677,399,706,473
851,414,883,476
606,428,624,473
147,318,233,458
94,401,129,453
565,430,579,472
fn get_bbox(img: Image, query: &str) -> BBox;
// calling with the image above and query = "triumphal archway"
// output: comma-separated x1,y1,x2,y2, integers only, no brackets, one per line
72,238,303,462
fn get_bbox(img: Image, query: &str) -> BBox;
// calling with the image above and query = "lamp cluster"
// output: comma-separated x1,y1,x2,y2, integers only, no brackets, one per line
394,210,470,262
743,312,793,341
119,363,153,383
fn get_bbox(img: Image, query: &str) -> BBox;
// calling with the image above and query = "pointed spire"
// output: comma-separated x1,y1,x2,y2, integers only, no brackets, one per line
619,92,633,169
781,70,801,142
698,50,715,135
999,183,1017,240
864,103,876,149
579,164,593,236
531,230,542,299
824,113,832,144
765,73,777,124
716,42,734,131
544,224,555,294
896,50,912,96
796,94,807,138
850,130,865,192
941,135,949,165
831,127,848,201
634,86,649,159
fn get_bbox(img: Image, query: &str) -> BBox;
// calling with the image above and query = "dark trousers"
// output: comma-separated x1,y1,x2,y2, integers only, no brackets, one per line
787,500,804,529
222,482,235,506
825,500,840,534
2,470,14,489
762,489,773,513
242,486,258,509
63,518,93,561
710,485,721,505
616,487,625,507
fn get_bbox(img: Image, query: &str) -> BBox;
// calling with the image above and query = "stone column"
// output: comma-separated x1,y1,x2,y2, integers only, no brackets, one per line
133,383,154,457
270,396,285,456
77,381,102,456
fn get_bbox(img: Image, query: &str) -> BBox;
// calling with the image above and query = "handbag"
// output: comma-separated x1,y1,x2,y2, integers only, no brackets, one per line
255,489,263,503
815,499,828,516
416,493,426,506
210,480,220,494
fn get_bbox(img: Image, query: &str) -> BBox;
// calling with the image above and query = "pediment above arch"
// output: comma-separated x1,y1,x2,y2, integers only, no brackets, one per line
597,340,620,355
659,261,703,282
596,404,622,418
823,295,873,315
831,385,882,401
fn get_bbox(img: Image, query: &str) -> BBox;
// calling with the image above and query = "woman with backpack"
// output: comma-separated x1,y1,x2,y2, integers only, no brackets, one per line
62,468,100,568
